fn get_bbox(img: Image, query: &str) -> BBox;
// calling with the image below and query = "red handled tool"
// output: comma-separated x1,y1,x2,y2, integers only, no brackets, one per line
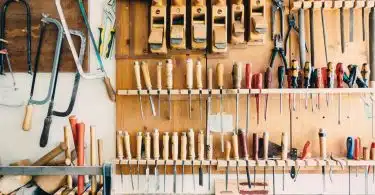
252,73,263,125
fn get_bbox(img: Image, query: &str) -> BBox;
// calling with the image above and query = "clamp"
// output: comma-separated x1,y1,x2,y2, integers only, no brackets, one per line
269,34,288,69
271,0,284,40
285,14,308,55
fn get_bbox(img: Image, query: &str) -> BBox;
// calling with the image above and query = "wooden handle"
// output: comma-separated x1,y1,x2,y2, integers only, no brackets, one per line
181,132,187,160
361,63,370,82
245,63,252,89
232,133,239,160
32,142,67,166
208,67,213,90
354,137,361,160
197,130,204,160
76,123,85,195
253,133,259,160
186,57,194,89
103,76,116,102
238,129,248,160
196,60,203,89
64,126,72,165
145,132,151,160
141,61,152,90
163,132,170,160
194,0,204,6
69,115,78,148
98,139,104,185
123,131,132,159
153,129,160,160
116,131,124,159
188,128,196,160
172,0,183,6
216,63,224,88
319,128,327,159
166,59,173,90
172,132,179,160
232,62,242,89
136,132,143,160
22,104,33,131
263,132,269,160
363,147,370,160
371,142,375,160
225,141,231,161
157,62,162,90
134,61,142,90
90,126,97,194
153,0,163,6
281,132,288,160
207,133,213,160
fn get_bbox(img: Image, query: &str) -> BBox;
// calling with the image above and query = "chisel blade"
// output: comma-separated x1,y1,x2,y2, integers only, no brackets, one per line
155,163,160,192
199,164,203,186
246,161,251,188
128,162,134,191
149,94,156,116
173,161,177,193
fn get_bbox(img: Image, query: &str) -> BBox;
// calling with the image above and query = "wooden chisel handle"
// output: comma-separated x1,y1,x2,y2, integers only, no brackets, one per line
145,132,151,160
172,132,179,161
69,115,78,148
64,126,72,165
153,0,163,6
188,128,196,160
216,63,224,88
319,128,327,160
134,61,142,90
281,132,288,160
208,67,213,90
232,132,239,160
103,76,116,102
198,130,204,160
98,139,104,185
32,142,67,166
245,63,252,89
225,141,231,161
157,62,162,90
253,133,259,160
238,129,248,160
263,132,269,160
196,60,203,89
181,132,187,160
22,104,33,131
371,142,375,160
90,126,97,194
363,147,370,160
141,61,153,90
163,132,170,160
153,129,160,160
186,57,193,89
76,122,85,195
136,132,143,160
116,131,124,159
207,133,213,160
232,62,242,89
123,131,132,159
166,59,173,90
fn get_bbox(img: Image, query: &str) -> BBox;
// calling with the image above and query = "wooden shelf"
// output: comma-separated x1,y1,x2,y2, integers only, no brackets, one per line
117,88,375,96
291,0,373,10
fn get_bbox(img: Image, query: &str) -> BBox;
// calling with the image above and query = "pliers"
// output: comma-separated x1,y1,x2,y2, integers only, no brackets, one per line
285,14,308,54
269,34,288,69
271,0,284,40
98,0,116,59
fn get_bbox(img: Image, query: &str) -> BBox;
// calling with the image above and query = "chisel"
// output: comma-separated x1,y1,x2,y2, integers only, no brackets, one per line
162,132,169,192
232,62,242,133
319,128,327,193
232,132,240,192
264,67,272,121
196,59,203,120
166,59,173,120
252,73,263,125
225,141,232,191
181,132,187,193
153,129,160,191
281,132,288,191
136,132,142,191
188,128,196,190
123,131,134,191
207,132,213,190
363,147,370,194
263,131,269,189
172,132,179,193
253,133,259,183
156,62,162,117
238,129,251,188
134,61,144,119
245,63,252,134
90,126,97,194
217,63,225,152
278,65,285,114
206,68,213,190
116,131,124,188
186,57,194,119
198,130,205,186
326,62,334,107
141,61,156,116
144,132,151,193
303,62,311,110
336,63,344,125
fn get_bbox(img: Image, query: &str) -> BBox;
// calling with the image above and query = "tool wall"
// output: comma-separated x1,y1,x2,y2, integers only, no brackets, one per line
115,0,374,193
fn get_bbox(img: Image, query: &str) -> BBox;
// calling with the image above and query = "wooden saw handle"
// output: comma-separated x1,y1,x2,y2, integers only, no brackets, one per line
186,58,194,89
145,132,151,160
153,129,160,160
166,59,173,90
123,131,132,159
216,63,224,89
163,132,170,160
197,130,204,160
134,61,142,90
104,76,116,102
22,104,33,131
172,132,179,161
196,60,203,89
157,62,162,90
188,128,196,160
141,61,152,90
181,132,187,160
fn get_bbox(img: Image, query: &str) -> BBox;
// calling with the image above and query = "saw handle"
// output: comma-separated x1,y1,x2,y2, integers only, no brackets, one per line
181,132,187,160
22,104,33,131
153,129,160,160
104,76,116,102
141,61,153,90
32,142,67,166
172,132,179,161
163,132,170,160
145,132,151,160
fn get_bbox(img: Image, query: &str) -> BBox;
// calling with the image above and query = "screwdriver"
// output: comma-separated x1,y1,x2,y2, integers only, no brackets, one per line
181,132,187,193
162,132,169,192
232,132,240,192
290,60,299,111
303,62,312,110
264,67,272,121
217,63,225,152
245,63,252,134
281,132,288,191
315,68,323,110
166,59,173,120
363,147,370,194
326,62,334,107
144,132,151,192
134,61,144,119
207,132,213,190
136,132,142,191
252,73,263,125
198,130,205,187
225,140,231,192
172,132,179,193
347,137,354,195
116,131,124,187
263,131,269,190
123,131,134,190
253,133,259,184
141,61,156,116
238,128,251,188
186,57,194,119
336,63,344,125
188,128,196,190
232,62,242,134
319,128,327,193
196,60,203,120
157,62,162,117
278,65,285,114
153,129,160,191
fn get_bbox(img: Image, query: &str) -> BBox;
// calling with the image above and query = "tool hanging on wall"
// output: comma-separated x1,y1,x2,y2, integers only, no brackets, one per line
271,0,284,39
253,133,259,183
170,0,186,49
340,4,345,53
186,57,193,119
231,0,245,44
248,0,266,44
281,132,288,191
172,132,179,193
166,59,173,120
0,0,32,74
98,0,116,59
207,132,213,190
191,0,207,49
40,29,86,147
217,62,225,152
290,60,299,111
303,62,312,110
163,132,169,192
263,131,269,190
321,0,328,64
124,131,135,191
285,14,308,55
141,61,157,117
22,14,63,132
245,63,252,133
319,128,327,193
232,62,242,133
181,131,187,193
198,130,204,187
145,132,151,193
136,132,142,191
148,0,167,53
309,2,315,68
134,61,144,120
298,8,306,68
196,59,203,120
224,140,231,192
157,62,162,117
278,65,285,114
55,0,116,102
370,5,375,88
336,63,344,124
153,129,160,192
326,62,334,107
212,0,228,52
188,128,196,190
252,73,263,125
76,122,85,194
117,131,125,190
264,67,272,121
238,129,251,188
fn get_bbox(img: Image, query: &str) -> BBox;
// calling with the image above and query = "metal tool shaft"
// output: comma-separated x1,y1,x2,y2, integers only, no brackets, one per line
148,93,156,116
340,7,345,53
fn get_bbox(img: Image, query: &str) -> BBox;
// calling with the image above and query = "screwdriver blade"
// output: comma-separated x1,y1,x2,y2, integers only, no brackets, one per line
137,161,140,191
164,162,166,192
225,162,229,191
245,160,251,189
220,91,224,152
236,93,239,133
349,8,354,42
208,161,212,190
